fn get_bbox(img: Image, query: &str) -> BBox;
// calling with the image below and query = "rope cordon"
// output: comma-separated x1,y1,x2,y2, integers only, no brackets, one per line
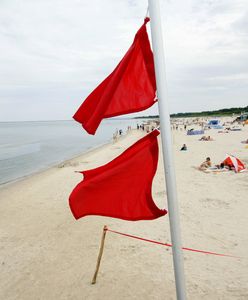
106,227,240,258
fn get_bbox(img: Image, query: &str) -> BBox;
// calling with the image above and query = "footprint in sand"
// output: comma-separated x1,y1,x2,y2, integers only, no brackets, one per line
155,191,166,197
200,198,229,209
57,161,79,168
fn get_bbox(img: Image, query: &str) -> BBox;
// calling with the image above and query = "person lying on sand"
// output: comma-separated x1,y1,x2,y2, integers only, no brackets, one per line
199,157,211,170
218,128,229,133
199,136,213,141
215,162,227,170
215,161,234,171
206,136,213,141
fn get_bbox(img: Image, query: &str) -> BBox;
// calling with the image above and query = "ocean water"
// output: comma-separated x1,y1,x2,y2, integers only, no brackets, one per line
0,119,141,185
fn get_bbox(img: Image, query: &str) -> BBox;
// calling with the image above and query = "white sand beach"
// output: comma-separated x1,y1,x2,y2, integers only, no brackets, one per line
0,119,248,300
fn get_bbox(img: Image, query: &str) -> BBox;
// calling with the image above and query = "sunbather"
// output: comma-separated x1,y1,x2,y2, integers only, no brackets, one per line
199,136,213,141
241,139,248,144
199,157,211,170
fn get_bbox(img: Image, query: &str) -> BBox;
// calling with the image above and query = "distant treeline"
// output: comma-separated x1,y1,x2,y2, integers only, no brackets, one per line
134,115,159,119
134,106,248,119
170,106,248,118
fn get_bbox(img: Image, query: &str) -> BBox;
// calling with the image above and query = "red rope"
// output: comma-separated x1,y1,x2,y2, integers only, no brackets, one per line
106,228,239,258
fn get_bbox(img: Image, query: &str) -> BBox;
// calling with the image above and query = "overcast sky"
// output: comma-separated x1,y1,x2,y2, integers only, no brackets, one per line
0,0,248,121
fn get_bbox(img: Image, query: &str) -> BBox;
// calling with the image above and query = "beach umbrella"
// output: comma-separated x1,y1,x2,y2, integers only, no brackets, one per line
223,154,245,172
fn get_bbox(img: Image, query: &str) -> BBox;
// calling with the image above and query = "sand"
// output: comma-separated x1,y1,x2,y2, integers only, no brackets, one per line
0,120,248,300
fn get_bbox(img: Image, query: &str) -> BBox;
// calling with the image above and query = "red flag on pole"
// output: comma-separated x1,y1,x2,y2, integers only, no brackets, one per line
73,18,156,135
69,129,167,221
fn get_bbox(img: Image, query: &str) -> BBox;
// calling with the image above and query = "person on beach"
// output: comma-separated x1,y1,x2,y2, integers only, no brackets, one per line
215,162,226,170
207,136,213,141
199,157,211,170
216,159,235,171
180,144,187,151
113,130,118,143
241,138,248,144
199,135,213,141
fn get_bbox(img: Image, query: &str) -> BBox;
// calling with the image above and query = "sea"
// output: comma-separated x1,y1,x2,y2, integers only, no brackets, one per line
0,118,141,185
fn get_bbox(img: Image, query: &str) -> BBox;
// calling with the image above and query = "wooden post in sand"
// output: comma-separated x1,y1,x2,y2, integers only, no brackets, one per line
91,225,108,284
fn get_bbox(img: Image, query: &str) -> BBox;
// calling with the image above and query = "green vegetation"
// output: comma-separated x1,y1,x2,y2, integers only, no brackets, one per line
170,106,248,118
134,105,248,119
134,115,159,119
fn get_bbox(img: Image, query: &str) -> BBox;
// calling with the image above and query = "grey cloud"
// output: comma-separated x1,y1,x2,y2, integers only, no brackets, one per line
0,0,248,121
231,11,248,34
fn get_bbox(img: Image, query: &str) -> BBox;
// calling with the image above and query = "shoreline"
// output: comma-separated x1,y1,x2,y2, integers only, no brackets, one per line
0,131,136,189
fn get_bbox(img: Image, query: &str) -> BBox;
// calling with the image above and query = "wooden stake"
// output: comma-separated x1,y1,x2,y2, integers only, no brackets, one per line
91,225,108,284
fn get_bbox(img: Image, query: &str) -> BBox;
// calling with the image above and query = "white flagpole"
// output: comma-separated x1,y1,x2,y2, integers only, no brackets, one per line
148,1,187,299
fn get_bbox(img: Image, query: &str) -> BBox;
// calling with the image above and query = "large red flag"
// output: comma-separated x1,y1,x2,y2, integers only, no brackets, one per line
73,18,156,135
69,130,167,221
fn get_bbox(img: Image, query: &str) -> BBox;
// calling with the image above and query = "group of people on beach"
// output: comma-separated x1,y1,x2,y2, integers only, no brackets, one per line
198,157,238,171
137,123,154,133
175,116,247,173
171,124,188,131
137,124,145,131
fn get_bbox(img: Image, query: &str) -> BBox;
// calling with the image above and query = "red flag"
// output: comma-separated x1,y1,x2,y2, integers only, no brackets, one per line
69,130,167,221
73,18,156,135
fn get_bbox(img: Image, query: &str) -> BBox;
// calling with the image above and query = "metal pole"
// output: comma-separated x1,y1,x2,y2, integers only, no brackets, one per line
148,1,187,299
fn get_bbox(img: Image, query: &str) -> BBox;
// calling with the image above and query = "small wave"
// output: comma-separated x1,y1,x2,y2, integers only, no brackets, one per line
0,143,41,160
